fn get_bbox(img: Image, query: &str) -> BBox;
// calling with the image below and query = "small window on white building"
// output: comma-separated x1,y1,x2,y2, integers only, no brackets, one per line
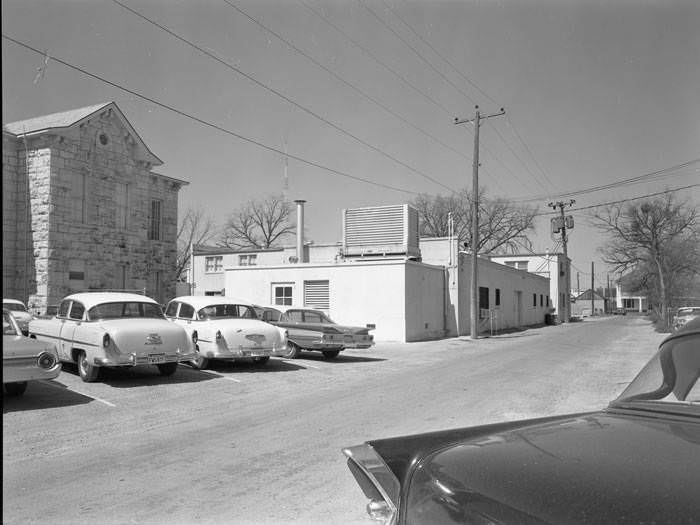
239,254,257,266
205,256,223,273
304,280,329,310
272,283,294,306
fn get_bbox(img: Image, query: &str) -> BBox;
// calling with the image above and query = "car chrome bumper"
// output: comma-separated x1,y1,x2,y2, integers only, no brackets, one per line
2,358,61,383
93,352,196,367
200,345,287,359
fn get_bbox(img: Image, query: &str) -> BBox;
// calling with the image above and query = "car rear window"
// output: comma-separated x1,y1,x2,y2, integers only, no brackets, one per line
88,302,164,320
3,302,27,312
197,304,256,320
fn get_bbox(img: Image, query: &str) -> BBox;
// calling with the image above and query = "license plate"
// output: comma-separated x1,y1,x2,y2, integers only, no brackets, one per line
148,354,166,364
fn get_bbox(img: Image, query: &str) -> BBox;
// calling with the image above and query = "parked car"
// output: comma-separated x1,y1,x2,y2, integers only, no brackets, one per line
28,292,194,382
342,318,700,524
3,298,35,335
612,307,627,315
672,306,700,332
254,305,374,359
164,296,287,369
3,308,61,396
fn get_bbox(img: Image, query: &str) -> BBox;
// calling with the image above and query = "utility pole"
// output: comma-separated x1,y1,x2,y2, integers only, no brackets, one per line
607,274,611,314
548,199,575,322
577,272,580,296
455,105,505,339
591,261,595,316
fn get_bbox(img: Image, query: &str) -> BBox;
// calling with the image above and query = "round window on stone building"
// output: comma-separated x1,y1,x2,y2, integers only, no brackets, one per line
99,133,109,146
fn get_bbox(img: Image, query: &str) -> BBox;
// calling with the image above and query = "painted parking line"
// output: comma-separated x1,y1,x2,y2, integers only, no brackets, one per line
41,380,116,407
281,360,320,370
198,370,242,382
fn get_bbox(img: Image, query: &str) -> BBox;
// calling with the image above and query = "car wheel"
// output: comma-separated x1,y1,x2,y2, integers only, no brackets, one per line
285,342,302,359
252,356,270,365
322,350,340,359
190,350,209,370
4,381,28,396
157,362,178,376
77,351,101,382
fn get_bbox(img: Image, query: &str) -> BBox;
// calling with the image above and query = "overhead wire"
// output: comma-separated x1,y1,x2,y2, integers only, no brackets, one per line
219,0,463,191
110,0,457,194
379,0,556,192
521,159,700,203
2,33,422,196
533,183,700,216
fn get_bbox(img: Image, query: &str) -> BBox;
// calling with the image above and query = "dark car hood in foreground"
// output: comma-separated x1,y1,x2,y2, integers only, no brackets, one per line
369,410,700,524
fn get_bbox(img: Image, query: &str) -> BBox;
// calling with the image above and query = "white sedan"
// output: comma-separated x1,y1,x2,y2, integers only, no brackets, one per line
29,292,195,382
165,296,287,369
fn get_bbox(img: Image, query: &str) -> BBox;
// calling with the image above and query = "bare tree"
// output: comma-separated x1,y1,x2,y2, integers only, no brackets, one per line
411,188,537,254
176,207,218,281
219,194,295,250
590,193,699,323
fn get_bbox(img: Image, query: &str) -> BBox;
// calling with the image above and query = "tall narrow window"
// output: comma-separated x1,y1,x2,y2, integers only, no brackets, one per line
148,199,162,240
72,172,86,223
115,183,129,229
495,288,501,307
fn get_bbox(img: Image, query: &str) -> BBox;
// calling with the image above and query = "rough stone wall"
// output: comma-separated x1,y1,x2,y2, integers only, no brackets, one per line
4,107,183,312
2,133,22,299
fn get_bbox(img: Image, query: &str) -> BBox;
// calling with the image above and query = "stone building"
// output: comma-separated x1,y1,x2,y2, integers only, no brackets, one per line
2,102,188,312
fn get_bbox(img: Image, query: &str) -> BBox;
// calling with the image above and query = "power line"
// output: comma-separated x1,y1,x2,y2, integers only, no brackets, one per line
219,0,463,191
111,0,457,194
520,159,700,203
534,183,700,216
505,114,556,187
357,0,478,107
2,33,421,196
380,0,498,107
379,0,555,192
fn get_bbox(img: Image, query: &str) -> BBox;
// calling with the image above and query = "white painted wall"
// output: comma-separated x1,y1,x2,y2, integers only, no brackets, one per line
224,259,411,342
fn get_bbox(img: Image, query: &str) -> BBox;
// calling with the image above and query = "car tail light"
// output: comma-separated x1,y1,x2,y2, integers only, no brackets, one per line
103,333,111,348
343,444,400,524
192,330,198,344
37,352,57,369
216,330,222,343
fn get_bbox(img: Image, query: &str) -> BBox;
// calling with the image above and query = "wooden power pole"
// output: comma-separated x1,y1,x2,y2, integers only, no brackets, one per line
455,106,505,339
548,200,575,322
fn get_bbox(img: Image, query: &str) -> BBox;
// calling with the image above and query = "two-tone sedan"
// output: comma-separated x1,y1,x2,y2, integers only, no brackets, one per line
342,318,700,524
29,292,194,382
254,305,374,359
164,296,287,370
3,298,35,336
3,308,61,396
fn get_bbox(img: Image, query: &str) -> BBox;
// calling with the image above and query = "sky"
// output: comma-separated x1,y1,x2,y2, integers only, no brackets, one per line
3,0,699,290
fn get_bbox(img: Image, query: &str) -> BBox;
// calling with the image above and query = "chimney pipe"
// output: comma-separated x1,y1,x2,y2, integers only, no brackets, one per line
295,200,306,263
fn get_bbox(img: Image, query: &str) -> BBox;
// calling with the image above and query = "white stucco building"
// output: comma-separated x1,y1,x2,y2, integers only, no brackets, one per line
191,204,551,342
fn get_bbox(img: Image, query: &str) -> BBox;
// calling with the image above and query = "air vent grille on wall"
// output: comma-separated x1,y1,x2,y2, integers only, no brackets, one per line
342,204,420,258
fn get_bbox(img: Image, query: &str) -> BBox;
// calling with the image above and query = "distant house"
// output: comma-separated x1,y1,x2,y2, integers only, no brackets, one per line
615,282,648,313
571,289,606,317
2,102,188,312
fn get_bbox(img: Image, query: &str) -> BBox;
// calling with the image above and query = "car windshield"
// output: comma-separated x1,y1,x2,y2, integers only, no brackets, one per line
612,330,700,411
197,304,257,320
87,302,165,320
3,302,27,313
677,308,700,316
3,311,20,335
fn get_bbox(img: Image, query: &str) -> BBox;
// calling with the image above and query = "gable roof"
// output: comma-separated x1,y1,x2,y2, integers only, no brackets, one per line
3,101,162,166
575,289,605,301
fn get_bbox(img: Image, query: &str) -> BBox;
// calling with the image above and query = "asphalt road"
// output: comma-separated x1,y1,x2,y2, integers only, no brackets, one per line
3,315,668,525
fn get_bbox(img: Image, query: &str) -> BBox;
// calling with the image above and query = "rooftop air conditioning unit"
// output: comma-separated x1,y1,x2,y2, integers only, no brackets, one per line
342,204,421,258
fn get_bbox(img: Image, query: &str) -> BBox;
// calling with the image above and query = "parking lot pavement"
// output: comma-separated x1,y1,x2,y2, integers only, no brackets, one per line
3,316,665,525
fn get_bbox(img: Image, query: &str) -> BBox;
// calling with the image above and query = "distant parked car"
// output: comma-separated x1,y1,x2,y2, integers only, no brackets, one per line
164,296,287,369
3,298,35,335
342,318,700,525
29,292,194,382
3,308,61,396
613,307,627,315
672,306,700,332
254,305,374,359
